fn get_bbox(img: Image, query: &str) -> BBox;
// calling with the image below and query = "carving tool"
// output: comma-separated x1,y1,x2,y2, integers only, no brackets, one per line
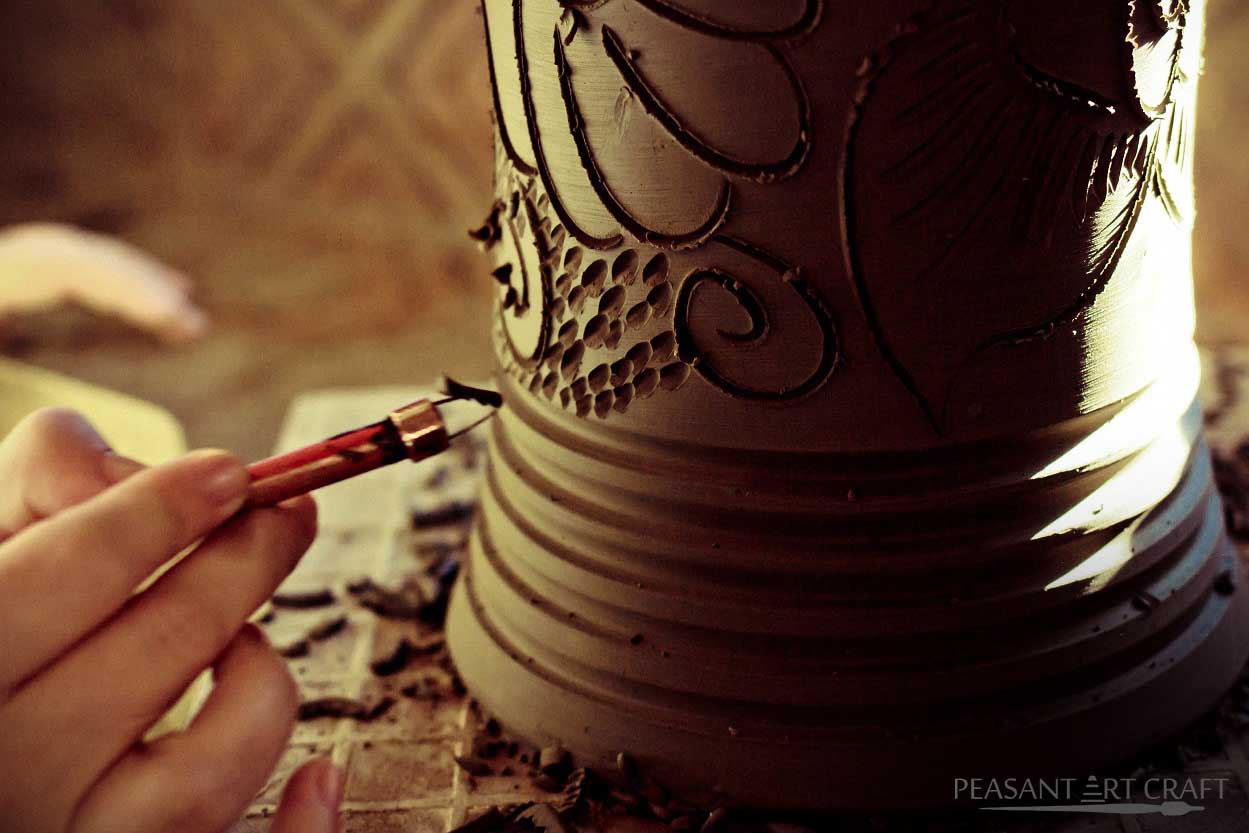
244,392,497,508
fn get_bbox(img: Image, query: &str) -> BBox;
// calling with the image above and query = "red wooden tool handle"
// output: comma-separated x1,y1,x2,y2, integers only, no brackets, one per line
244,421,405,507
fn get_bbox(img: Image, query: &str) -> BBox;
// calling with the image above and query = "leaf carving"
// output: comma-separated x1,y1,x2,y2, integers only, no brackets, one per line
841,0,1196,432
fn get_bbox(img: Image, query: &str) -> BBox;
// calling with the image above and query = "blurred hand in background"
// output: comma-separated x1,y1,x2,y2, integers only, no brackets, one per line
0,223,207,343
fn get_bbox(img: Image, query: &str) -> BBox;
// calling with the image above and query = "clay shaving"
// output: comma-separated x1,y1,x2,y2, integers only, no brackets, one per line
346,576,424,619
271,588,335,609
468,200,505,249
370,635,444,677
275,614,348,658
297,696,395,723
411,499,476,529
442,376,505,409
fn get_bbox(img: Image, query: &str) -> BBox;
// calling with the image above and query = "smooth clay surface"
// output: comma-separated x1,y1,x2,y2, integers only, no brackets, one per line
447,0,1249,811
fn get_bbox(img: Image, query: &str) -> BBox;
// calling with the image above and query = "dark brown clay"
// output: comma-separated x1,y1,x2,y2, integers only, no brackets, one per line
447,0,1249,811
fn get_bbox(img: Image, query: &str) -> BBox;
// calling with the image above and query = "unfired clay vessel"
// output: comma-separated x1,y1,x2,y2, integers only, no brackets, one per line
446,0,1249,811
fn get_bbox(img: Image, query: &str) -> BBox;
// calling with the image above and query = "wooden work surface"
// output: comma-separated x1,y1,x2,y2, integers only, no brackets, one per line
229,365,1249,832
226,387,554,833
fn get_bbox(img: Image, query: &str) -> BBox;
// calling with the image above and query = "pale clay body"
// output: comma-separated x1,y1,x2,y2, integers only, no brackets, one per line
446,0,1249,810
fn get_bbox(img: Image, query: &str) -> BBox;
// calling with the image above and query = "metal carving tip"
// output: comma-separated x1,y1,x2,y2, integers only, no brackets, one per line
436,398,498,440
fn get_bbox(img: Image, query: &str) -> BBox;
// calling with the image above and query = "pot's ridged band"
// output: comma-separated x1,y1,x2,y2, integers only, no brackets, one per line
450,566,1247,810
449,344,1249,808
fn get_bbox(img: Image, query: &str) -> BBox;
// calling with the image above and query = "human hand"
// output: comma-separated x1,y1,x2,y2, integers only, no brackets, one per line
0,408,338,833
0,223,208,343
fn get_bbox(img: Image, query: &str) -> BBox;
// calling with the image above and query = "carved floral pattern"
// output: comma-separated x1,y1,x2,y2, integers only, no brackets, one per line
480,0,839,415
481,0,1194,426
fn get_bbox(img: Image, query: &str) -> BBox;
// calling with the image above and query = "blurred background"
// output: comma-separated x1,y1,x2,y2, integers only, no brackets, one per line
0,0,1245,460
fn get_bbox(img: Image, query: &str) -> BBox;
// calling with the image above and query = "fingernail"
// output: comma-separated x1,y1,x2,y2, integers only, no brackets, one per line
59,410,112,452
100,452,145,484
317,761,345,810
192,451,249,507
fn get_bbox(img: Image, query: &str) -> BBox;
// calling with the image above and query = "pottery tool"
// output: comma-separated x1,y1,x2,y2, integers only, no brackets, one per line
244,386,498,508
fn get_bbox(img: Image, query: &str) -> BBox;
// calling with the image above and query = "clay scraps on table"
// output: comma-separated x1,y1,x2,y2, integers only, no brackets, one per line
370,635,444,677
346,576,426,620
347,560,459,625
1213,442,1249,541
297,696,396,723
271,587,336,609
411,499,476,529
276,614,349,658
444,729,790,833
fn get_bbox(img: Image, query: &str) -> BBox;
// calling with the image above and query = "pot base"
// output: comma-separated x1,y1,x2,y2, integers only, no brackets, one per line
447,387,1249,811
448,546,1249,811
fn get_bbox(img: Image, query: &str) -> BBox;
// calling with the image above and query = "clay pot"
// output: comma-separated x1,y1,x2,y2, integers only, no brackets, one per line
447,0,1248,811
